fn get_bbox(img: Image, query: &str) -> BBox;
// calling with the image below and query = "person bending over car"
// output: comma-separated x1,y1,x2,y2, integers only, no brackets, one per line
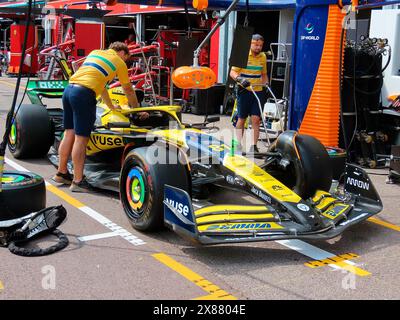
52,41,148,192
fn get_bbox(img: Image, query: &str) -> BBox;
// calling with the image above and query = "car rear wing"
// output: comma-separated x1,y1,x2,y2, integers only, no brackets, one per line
26,80,69,106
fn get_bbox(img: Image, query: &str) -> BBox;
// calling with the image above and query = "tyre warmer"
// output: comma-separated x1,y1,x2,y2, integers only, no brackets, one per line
0,205,69,256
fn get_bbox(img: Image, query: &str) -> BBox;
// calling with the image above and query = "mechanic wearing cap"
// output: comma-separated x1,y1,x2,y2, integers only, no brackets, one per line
230,34,269,154
53,41,147,192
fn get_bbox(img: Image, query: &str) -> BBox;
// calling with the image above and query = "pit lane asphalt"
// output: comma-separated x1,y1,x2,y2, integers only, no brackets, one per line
0,77,399,300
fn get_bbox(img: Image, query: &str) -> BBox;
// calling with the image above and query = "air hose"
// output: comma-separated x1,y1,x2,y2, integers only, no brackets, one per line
8,230,69,257
6,205,69,257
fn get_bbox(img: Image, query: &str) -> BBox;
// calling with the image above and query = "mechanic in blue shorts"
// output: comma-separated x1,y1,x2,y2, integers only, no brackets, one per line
52,42,148,192
230,34,269,153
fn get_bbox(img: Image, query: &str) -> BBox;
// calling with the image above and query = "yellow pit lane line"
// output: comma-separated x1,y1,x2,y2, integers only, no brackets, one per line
368,217,400,232
304,253,371,277
0,280,4,290
305,253,359,268
46,184,85,209
152,253,236,300
333,262,371,277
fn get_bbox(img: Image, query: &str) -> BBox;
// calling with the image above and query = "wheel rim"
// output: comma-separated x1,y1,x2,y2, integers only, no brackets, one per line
125,167,146,215
9,120,17,148
1,173,28,184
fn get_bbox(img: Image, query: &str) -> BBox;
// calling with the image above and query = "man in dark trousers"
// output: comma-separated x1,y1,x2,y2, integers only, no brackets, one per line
230,34,269,153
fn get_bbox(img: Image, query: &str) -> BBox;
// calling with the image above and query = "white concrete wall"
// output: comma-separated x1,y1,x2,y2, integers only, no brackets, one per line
370,9,400,106
278,9,295,45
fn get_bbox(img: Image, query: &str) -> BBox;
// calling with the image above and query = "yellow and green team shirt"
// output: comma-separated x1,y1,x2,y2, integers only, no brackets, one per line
69,49,130,97
231,51,267,92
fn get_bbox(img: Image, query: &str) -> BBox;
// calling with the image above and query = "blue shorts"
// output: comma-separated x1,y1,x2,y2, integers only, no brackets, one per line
62,84,97,137
237,90,266,119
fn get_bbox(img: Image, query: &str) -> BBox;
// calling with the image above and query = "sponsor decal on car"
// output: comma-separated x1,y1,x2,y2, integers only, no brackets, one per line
37,80,66,89
164,198,190,217
251,186,272,203
346,177,370,190
206,222,283,231
321,204,350,220
92,135,124,147
297,203,310,212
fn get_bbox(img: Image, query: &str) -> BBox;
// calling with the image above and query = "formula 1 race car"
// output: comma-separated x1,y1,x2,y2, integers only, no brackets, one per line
8,80,383,245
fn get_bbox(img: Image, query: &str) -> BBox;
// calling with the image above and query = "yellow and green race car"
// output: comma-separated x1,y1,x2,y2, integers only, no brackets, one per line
8,80,383,244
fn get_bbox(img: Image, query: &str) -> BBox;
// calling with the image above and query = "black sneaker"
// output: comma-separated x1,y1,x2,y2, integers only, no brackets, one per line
69,178,93,193
52,171,73,185
249,145,259,153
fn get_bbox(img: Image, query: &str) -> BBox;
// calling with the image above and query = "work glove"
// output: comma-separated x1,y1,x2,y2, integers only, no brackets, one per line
236,76,250,88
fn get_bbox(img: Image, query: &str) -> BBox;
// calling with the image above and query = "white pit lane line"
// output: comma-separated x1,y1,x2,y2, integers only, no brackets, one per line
78,231,120,242
5,157,146,246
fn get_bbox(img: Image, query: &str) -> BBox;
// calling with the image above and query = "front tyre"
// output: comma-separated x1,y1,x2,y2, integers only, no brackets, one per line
120,144,190,231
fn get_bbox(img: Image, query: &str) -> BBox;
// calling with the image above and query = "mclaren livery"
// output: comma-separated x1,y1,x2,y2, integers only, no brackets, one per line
8,80,383,245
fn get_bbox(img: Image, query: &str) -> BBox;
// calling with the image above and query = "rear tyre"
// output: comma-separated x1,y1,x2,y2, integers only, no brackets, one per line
120,144,190,231
8,104,53,159
1,171,46,220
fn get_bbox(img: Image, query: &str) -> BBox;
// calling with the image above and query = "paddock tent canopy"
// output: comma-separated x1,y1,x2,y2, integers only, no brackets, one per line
117,0,296,10
44,0,183,15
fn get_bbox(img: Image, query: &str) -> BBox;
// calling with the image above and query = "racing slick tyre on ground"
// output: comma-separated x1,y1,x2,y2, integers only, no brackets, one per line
120,144,190,231
0,171,46,221
8,104,53,159
273,131,333,199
